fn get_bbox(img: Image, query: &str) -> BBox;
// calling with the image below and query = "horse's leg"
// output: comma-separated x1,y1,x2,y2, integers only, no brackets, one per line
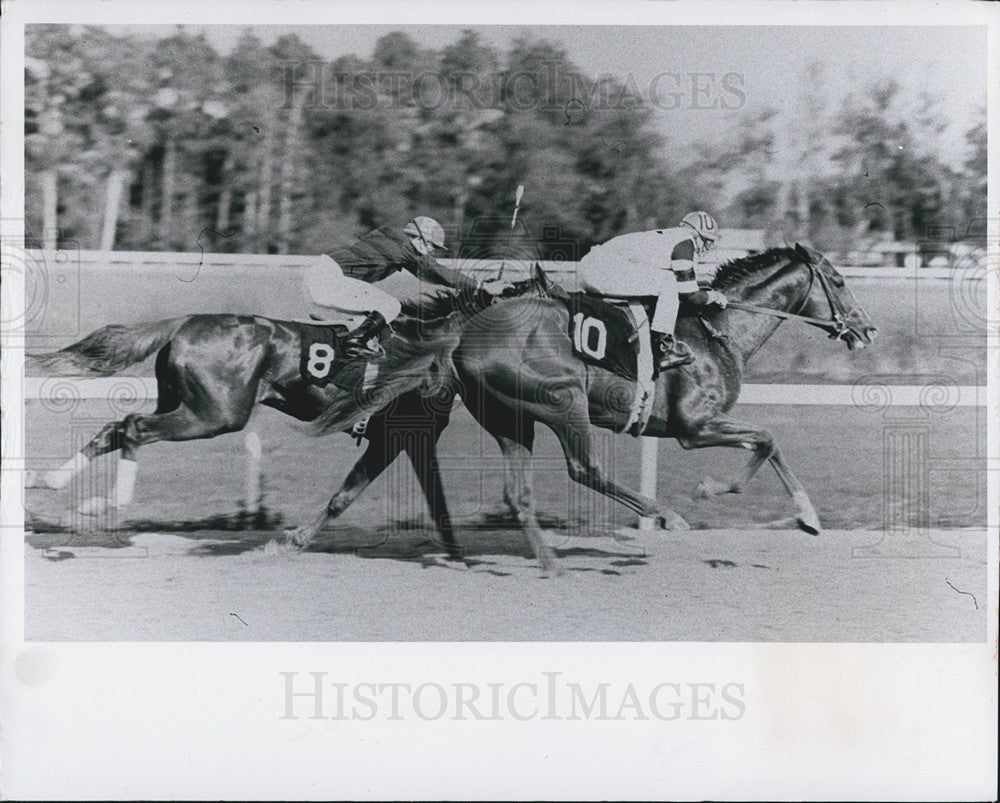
458,385,556,571
548,397,689,531
499,435,519,518
681,418,774,497
763,448,821,534
494,434,558,574
287,426,407,548
678,417,821,534
77,343,258,516
403,429,462,561
25,418,127,491
76,397,254,516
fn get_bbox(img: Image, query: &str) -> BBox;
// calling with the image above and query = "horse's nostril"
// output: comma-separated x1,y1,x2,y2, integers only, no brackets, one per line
865,326,879,342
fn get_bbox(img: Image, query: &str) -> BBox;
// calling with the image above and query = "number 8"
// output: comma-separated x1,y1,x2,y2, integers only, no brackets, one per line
307,343,336,378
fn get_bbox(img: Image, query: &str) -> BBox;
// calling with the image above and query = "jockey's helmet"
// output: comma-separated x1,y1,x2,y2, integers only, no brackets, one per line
681,211,719,248
404,216,447,253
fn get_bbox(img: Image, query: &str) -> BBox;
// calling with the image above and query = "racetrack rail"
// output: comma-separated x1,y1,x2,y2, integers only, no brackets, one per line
24,377,987,406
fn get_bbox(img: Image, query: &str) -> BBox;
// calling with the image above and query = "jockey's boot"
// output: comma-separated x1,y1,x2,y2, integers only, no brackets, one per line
652,331,694,370
342,311,388,359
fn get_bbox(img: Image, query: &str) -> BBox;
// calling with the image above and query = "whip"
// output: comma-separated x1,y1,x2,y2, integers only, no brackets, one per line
496,184,524,283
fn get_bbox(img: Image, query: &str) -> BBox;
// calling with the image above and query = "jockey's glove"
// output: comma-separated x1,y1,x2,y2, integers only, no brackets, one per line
681,289,727,308
704,290,728,308
480,279,515,296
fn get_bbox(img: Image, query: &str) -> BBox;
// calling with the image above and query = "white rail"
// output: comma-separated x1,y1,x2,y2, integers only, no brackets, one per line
23,378,988,407
23,249,976,281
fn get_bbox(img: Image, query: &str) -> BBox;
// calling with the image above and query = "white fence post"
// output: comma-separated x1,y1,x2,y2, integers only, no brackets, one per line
638,436,658,530
244,430,263,516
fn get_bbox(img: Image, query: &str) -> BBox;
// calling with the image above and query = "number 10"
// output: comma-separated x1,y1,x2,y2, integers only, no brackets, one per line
573,313,608,359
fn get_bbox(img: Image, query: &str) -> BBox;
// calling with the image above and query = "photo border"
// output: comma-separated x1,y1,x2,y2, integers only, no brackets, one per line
2,1,997,799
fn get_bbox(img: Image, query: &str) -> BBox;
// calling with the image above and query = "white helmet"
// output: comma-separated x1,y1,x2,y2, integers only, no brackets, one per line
403,216,447,250
681,211,719,246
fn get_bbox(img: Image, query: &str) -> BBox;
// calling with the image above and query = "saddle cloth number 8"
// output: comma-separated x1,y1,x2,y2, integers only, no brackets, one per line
307,342,336,380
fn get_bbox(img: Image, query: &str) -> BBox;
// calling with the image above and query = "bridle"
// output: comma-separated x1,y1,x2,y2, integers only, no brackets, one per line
723,258,852,339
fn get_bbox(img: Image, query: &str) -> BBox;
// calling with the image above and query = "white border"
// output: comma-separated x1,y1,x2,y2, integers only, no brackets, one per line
2,2,997,800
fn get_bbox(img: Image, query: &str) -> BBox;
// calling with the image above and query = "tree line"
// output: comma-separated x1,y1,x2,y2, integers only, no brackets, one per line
25,25,986,259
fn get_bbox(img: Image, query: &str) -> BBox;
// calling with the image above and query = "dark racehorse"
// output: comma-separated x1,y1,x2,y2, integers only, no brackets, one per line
307,244,877,571
25,292,483,521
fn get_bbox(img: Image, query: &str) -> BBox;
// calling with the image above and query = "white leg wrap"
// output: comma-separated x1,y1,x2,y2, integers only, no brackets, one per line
44,452,90,490
113,459,139,508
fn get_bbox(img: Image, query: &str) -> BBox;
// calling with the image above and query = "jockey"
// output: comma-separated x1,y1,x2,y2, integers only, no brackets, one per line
578,211,728,371
307,216,505,358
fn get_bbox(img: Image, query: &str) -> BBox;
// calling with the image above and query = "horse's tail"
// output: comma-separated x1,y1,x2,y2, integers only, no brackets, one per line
27,317,191,376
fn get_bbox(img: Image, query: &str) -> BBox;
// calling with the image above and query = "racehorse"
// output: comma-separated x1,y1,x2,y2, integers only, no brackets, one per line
307,244,877,572
25,291,486,521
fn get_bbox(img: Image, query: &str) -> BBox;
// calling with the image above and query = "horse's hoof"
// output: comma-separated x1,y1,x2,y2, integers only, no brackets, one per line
426,553,469,570
656,512,690,531
694,477,730,499
796,516,821,536
283,527,314,549
536,549,561,576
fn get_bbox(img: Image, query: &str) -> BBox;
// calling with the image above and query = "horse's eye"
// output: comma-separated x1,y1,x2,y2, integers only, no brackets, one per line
830,274,845,288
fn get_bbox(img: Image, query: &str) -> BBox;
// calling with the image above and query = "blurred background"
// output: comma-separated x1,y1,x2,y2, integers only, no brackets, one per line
24,24,987,262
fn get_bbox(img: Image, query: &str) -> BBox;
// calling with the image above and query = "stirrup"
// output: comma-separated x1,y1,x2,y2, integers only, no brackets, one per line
352,416,370,445
654,336,694,370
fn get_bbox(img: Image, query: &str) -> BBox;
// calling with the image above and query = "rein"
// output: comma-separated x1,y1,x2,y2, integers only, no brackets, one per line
721,261,849,336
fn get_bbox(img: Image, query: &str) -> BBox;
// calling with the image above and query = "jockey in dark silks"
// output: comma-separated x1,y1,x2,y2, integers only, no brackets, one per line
307,216,507,357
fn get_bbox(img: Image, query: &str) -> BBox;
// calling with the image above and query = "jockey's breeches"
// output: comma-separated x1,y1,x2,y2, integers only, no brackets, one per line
578,255,680,334
304,255,402,323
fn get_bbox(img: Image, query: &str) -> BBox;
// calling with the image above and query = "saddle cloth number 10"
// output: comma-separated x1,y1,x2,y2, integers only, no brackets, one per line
572,312,608,360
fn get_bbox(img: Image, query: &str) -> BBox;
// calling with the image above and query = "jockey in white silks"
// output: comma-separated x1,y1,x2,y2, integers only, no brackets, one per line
578,211,728,370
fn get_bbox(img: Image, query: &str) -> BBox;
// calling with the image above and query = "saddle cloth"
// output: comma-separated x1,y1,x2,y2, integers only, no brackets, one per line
562,293,657,436
563,293,660,381
294,322,377,392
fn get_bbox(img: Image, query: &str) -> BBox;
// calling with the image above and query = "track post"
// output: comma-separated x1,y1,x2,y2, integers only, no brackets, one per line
638,436,658,530
244,430,263,516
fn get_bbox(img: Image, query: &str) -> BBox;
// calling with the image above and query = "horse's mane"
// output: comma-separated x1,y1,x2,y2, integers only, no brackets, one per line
710,247,796,290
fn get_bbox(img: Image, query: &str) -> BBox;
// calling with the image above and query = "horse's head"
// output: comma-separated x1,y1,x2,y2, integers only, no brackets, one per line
789,243,879,350
713,245,877,352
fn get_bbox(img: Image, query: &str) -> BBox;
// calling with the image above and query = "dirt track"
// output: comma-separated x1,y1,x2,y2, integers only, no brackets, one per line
25,398,987,642
25,525,987,642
